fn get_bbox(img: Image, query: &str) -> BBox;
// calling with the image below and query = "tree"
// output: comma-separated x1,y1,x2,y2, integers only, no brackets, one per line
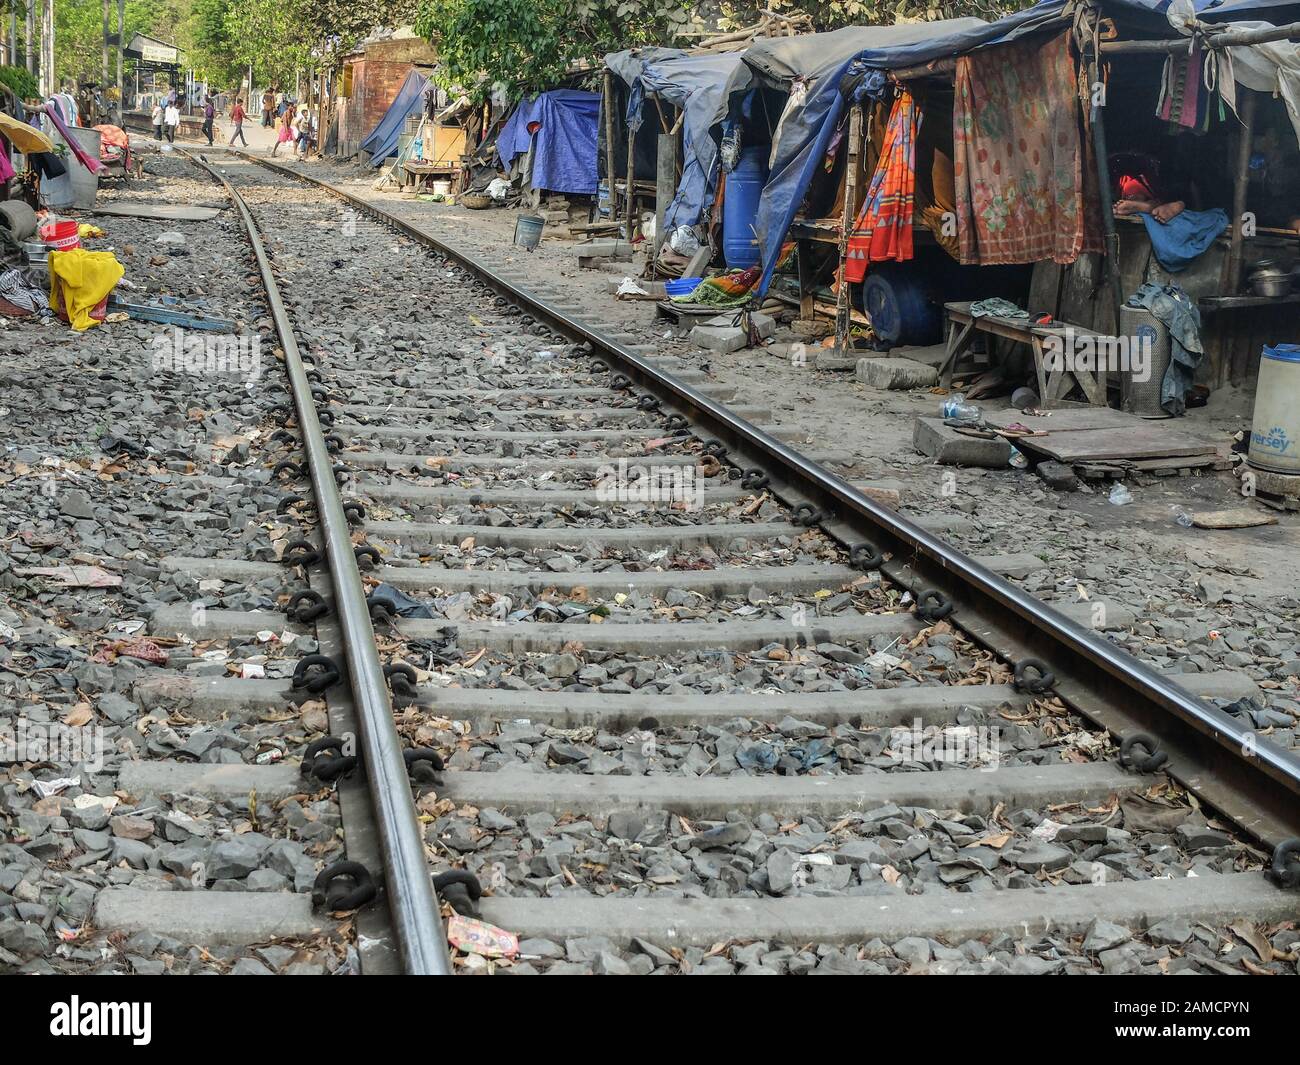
413,0,693,102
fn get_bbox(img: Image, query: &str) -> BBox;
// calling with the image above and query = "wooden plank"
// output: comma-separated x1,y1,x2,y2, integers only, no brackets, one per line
1190,509,1278,530
1020,426,1217,463
983,406,1147,433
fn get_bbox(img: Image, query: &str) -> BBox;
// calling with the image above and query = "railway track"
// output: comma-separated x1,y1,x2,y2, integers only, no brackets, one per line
3,146,1296,976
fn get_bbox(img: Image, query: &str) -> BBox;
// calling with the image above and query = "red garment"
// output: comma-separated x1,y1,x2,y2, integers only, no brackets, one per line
231,104,246,123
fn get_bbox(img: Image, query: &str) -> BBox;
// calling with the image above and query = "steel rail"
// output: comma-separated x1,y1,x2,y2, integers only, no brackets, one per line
179,149,452,974
225,151,1300,849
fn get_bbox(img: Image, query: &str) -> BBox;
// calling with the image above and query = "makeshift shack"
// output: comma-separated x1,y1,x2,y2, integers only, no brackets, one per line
604,49,744,267
337,34,440,160
716,0,1299,413
600,11,811,247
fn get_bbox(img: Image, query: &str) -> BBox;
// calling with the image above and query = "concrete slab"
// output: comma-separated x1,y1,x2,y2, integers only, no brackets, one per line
95,888,327,945
118,761,302,801
913,417,1014,468
856,357,940,390
443,762,1135,817
480,873,1295,948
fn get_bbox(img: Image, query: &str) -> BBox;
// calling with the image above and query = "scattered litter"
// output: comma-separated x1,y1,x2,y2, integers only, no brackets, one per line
369,583,435,619
1107,483,1133,505
447,915,519,958
31,776,80,798
155,231,186,245
73,793,118,814
1031,818,1065,841
866,650,903,671
241,662,266,679
617,277,648,297
15,565,122,588
198,579,224,592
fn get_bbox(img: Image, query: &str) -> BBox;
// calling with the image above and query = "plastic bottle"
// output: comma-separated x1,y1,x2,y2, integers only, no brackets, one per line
940,393,984,425
1172,508,1193,527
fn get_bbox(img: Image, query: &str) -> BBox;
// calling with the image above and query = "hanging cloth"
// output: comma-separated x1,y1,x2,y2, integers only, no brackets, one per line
43,104,102,174
844,90,921,282
953,32,1100,265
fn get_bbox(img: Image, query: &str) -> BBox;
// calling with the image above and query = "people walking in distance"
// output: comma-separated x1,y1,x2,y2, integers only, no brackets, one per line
271,108,293,156
228,98,248,147
151,99,163,140
163,99,180,143
261,87,274,127
201,95,216,146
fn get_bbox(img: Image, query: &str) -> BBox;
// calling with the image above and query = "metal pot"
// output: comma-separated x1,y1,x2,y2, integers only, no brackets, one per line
1249,267,1292,298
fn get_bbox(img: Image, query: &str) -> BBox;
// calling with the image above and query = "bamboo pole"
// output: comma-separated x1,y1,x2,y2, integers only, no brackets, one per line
602,68,617,220
834,103,865,354
1222,88,1257,297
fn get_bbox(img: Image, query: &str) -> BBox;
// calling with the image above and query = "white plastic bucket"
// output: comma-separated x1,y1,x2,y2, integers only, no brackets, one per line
1248,344,1300,475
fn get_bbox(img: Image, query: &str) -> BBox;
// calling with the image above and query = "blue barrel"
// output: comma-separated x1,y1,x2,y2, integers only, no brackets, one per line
723,146,768,269
860,262,942,346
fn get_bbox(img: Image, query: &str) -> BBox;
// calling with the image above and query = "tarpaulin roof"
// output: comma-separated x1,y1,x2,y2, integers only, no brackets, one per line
743,0,1300,296
613,51,746,231
360,68,427,166
498,89,601,195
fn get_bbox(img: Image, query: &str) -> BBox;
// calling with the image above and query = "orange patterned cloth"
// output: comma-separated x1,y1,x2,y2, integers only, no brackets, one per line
845,90,920,282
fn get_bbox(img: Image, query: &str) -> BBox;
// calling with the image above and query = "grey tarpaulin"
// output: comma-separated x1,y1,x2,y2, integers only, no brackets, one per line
614,51,746,230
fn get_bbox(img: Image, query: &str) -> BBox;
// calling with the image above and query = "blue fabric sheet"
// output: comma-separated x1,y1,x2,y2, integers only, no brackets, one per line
739,0,1298,297
1139,208,1229,271
360,69,427,167
498,90,600,195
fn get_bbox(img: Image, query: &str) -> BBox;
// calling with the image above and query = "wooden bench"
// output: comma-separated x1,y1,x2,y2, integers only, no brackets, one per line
938,301,1107,408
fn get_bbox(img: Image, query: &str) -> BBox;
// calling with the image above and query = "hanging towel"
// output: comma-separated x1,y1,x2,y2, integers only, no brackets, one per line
1139,207,1229,272
844,90,921,282
48,247,123,330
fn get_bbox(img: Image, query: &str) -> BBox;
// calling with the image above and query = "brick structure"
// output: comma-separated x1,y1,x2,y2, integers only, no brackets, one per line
336,36,439,160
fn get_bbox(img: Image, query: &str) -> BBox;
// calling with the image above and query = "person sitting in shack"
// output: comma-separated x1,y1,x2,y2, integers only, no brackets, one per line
1110,150,1194,223
1109,147,1230,272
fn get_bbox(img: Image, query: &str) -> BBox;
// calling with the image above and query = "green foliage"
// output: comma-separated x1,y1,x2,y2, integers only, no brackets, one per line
0,64,39,102
414,0,692,102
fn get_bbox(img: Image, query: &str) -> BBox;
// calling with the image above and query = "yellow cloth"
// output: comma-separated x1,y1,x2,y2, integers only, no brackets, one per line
0,111,56,154
48,247,124,331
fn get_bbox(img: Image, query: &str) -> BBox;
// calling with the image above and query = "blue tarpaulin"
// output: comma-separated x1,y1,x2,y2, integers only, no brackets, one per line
360,69,428,167
611,50,746,231
498,90,601,195
735,0,1300,295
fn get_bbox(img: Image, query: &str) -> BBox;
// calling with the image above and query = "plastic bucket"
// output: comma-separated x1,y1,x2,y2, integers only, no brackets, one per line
665,278,701,298
39,219,81,251
1248,344,1300,475
513,213,544,252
